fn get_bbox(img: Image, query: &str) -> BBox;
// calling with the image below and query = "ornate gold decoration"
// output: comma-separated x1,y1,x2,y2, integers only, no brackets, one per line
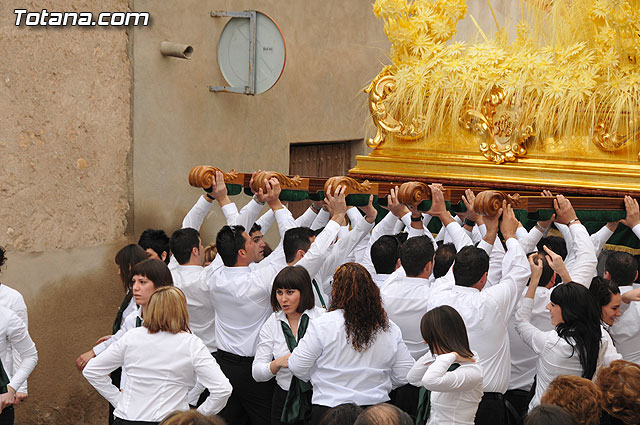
188,166,239,190
474,190,522,217
324,176,374,195
592,118,638,153
250,171,304,194
397,182,431,206
365,74,425,149
459,86,533,164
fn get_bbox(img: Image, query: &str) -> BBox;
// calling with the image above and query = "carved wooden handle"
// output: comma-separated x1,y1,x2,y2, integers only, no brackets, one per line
249,171,305,194
397,182,431,206
323,176,374,195
474,190,522,216
188,166,239,190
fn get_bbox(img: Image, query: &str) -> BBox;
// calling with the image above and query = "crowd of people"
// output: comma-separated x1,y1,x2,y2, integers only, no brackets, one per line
2,170,640,425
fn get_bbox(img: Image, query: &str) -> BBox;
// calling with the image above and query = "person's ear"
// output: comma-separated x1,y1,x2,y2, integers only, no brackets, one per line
161,251,167,261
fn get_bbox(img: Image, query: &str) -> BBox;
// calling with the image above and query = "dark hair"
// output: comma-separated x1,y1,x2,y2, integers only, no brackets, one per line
395,232,408,245
537,236,567,260
353,404,413,425
434,243,456,278
330,263,389,352
453,246,489,287
529,253,555,288
400,235,435,277
115,244,148,292
131,259,174,289
270,266,315,314
0,246,6,271
170,228,201,265
283,227,315,264
420,305,474,358
249,223,262,236
589,276,620,310
605,251,638,286
524,404,579,425
550,283,602,379
138,229,171,264
371,235,401,275
319,403,363,425
216,225,246,267
160,410,226,425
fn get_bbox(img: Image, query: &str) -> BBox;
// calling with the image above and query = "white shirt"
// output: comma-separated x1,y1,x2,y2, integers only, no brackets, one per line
83,327,232,422
0,305,38,392
0,284,29,393
94,305,141,356
610,284,640,364
555,223,597,287
252,307,325,390
427,238,531,393
407,352,483,425
507,287,554,391
515,298,610,410
381,275,433,360
288,309,414,407
172,265,217,352
208,220,341,356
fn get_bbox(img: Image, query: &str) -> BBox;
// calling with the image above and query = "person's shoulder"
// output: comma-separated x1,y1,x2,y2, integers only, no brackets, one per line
0,304,18,321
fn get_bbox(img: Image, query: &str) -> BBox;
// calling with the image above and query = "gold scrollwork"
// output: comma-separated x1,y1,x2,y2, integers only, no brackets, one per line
189,166,239,190
459,86,533,164
250,171,304,194
324,176,373,195
592,118,638,154
365,73,425,148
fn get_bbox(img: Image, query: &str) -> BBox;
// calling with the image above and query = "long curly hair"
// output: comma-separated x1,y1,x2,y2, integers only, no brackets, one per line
596,360,640,425
329,263,389,352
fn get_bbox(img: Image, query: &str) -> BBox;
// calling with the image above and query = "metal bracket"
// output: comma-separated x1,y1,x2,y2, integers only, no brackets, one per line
209,10,256,95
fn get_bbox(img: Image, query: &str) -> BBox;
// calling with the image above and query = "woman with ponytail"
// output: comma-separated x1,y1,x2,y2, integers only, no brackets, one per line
516,258,610,411
287,263,414,425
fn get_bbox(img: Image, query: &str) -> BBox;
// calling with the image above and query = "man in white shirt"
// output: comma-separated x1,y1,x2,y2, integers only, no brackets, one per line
427,200,530,425
208,181,347,425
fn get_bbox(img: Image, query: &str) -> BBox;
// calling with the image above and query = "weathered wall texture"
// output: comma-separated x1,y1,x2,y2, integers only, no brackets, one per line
0,0,132,423
131,0,389,244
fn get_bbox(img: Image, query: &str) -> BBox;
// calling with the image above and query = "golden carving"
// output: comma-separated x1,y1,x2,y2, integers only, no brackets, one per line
250,171,304,194
474,191,522,217
324,176,374,195
459,86,532,164
365,74,424,149
592,118,639,153
188,166,239,190
397,182,431,206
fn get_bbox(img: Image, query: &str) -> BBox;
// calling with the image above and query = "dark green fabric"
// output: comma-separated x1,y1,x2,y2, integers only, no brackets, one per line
112,290,133,335
226,184,242,196
136,316,142,328
280,190,309,202
280,314,312,424
0,357,9,394
415,362,461,425
311,279,326,309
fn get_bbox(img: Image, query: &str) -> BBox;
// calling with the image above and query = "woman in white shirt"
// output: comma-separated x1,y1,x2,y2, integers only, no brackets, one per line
516,256,608,411
83,286,232,425
0,306,38,425
252,266,324,425
407,305,483,425
287,262,414,425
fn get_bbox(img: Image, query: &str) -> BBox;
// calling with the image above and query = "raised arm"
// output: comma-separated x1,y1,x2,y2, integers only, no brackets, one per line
422,353,482,392
428,185,473,251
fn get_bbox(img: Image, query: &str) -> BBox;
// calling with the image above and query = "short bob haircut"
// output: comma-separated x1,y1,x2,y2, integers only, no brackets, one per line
115,244,148,292
131,258,174,289
421,305,474,358
596,360,640,425
540,375,601,425
144,286,191,334
524,404,578,425
270,266,315,314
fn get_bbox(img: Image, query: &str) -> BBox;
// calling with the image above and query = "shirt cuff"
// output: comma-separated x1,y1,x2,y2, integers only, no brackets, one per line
400,212,412,229
220,203,238,221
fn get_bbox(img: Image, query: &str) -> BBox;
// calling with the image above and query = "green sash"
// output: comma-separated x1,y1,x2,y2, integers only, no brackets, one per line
311,279,326,309
415,362,461,425
136,316,142,328
280,314,312,424
112,290,133,334
0,357,10,394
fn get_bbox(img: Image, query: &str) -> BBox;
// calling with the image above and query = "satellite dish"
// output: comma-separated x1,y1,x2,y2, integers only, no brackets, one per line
217,11,286,95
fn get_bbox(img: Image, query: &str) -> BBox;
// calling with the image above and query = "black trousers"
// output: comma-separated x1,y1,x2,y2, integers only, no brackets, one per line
271,385,288,425
475,393,507,425
109,367,123,425
389,384,419,419
214,350,275,425
504,389,529,424
113,418,158,425
0,406,14,425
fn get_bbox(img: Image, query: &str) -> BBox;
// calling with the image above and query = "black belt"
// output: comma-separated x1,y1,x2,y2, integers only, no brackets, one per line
482,392,504,400
215,349,255,363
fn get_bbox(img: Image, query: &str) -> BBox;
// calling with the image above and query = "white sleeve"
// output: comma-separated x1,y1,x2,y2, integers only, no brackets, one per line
515,298,551,355
422,353,482,392
295,207,318,228
297,221,341,279
252,320,278,382
235,199,266,232
93,311,136,356
6,312,38,392
288,320,323,382
565,223,598,288
220,203,240,226
591,225,614,257
311,208,330,231
10,296,29,393
406,352,434,386
518,226,544,254
274,208,298,241
601,329,622,366
444,221,474,252
633,224,640,241
389,332,414,389
83,335,125,407
193,340,233,416
182,196,214,231
484,238,530,319
346,208,365,228
371,212,400,244
255,210,275,234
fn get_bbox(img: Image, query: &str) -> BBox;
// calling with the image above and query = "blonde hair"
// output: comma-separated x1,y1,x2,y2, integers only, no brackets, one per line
159,410,225,425
541,375,601,425
204,243,217,265
144,286,190,334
